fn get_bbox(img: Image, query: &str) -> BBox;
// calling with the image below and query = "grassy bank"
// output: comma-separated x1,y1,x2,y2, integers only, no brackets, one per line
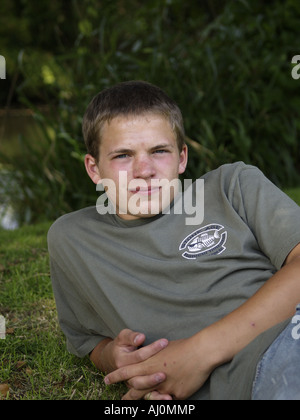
0,222,125,400
0,189,299,400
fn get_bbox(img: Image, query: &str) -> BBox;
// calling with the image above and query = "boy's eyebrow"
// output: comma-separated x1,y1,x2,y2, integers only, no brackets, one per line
107,143,175,156
107,148,133,157
150,143,175,151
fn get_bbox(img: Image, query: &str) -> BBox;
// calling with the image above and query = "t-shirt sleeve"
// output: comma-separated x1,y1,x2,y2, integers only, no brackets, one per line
49,257,107,358
232,164,300,270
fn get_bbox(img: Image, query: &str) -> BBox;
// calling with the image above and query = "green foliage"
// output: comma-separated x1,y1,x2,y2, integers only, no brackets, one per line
284,188,300,206
0,109,96,224
0,0,299,224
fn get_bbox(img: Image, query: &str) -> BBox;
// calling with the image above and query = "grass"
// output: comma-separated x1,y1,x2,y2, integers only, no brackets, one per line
284,188,300,207
0,189,299,400
0,222,125,400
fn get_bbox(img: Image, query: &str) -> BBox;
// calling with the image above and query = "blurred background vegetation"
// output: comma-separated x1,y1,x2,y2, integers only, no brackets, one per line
0,0,299,226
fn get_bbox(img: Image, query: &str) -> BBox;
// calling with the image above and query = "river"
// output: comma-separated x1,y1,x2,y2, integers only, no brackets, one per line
0,109,44,229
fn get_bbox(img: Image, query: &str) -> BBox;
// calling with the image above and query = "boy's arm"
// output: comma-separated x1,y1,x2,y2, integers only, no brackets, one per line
104,243,300,400
90,337,113,373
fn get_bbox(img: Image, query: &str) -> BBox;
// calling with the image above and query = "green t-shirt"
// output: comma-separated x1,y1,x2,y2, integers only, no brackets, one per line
48,162,300,400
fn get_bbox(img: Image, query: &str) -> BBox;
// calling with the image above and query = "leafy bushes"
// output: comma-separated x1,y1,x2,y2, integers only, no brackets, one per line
1,0,299,224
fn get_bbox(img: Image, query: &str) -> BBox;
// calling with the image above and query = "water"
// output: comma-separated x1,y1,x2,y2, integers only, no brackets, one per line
0,109,43,230
0,169,19,230
0,109,43,157
0,205,18,230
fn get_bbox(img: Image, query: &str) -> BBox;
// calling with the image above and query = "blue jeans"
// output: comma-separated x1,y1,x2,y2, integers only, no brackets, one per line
252,304,300,400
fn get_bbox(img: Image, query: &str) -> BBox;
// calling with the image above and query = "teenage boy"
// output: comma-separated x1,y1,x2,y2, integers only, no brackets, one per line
48,81,300,400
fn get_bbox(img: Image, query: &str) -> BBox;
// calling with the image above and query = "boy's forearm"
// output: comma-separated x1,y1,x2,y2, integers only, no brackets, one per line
199,253,300,367
102,249,300,399
93,256,300,375
90,338,114,373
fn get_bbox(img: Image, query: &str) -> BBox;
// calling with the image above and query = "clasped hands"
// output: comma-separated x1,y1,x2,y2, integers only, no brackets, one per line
102,329,213,400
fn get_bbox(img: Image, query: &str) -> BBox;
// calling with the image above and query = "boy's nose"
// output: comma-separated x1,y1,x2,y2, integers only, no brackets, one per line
132,156,156,179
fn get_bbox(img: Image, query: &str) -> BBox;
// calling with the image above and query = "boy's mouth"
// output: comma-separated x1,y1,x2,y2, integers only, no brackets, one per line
128,186,162,196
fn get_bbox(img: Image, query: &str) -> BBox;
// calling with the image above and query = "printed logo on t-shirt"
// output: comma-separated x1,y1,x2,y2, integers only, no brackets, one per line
179,224,227,260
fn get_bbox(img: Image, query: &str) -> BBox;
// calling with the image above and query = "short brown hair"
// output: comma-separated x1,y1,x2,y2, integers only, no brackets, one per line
82,80,186,161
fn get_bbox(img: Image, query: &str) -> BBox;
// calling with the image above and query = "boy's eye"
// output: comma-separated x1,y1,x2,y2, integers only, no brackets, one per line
115,154,129,159
113,149,169,159
154,149,167,154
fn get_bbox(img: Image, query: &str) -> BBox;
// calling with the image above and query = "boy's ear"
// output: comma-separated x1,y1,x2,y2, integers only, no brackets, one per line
84,154,102,185
178,144,188,175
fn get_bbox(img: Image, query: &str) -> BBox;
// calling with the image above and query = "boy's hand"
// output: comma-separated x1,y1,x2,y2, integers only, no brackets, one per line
104,333,217,400
105,329,169,371
91,329,171,395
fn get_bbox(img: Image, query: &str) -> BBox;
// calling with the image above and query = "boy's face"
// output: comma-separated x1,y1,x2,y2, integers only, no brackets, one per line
85,114,188,220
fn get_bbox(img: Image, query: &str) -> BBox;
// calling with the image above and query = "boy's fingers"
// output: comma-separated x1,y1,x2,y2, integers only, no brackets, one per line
105,337,168,384
126,372,166,390
117,329,147,348
124,338,168,366
107,339,168,382
122,388,173,401
143,391,173,401
105,365,133,384
135,338,168,361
